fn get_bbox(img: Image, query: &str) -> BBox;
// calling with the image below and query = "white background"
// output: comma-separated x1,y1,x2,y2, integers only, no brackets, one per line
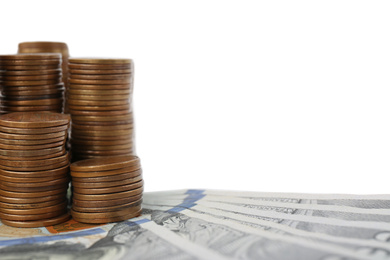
1,1,390,194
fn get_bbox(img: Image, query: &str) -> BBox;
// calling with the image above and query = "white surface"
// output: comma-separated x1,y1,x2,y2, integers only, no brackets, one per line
1,1,390,194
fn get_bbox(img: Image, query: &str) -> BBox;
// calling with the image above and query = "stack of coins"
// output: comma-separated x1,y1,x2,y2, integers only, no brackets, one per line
67,58,134,161
70,155,143,224
18,42,70,113
0,54,64,114
0,112,71,228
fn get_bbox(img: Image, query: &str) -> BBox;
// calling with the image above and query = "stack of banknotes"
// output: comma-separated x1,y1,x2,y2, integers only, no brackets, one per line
0,189,389,260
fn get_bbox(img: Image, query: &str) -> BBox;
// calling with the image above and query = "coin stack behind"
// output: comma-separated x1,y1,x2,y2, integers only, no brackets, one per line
0,112,71,228
67,58,134,161
18,42,70,113
0,54,64,114
70,155,143,224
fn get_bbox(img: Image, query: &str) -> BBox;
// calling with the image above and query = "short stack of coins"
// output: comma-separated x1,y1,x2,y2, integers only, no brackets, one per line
67,58,134,161
0,112,71,228
18,42,70,113
0,54,64,114
70,155,143,224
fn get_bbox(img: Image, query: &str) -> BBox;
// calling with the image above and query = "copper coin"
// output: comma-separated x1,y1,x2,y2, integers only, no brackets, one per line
0,112,69,128
72,198,141,213
71,123,132,131
71,120,133,126
1,74,61,81
0,183,68,193
72,186,143,201
67,94,129,101
71,128,132,137
0,98,63,106
72,175,142,189
0,200,67,215
72,193,142,207
0,159,69,172
0,150,66,161
0,83,64,91
70,139,132,148
69,58,132,65
0,124,68,134
69,73,131,79
0,69,61,76
68,79,130,85
70,155,140,172
0,53,61,60
71,204,140,219
0,198,65,209
0,135,65,145
71,114,132,122
0,145,65,157
1,88,63,96
71,169,141,183
0,59,60,66
0,173,68,183
0,164,69,178
1,79,61,86
71,135,131,142
72,209,141,224
68,63,130,70
2,93,63,101
71,143,133,151
67,99,129,106
0,130,65,140
73,180,143,195
0,65,61,71
1,212,70,228
69,84,131,90
67,88,130,95
0,152,68,167
69,69,131,75
1,176,69,188
0,192,66,204
73,150,133,157
1,208,66,221
1,106,62,113
0,140,65,150
0,186,68,198
68,104,130,111
18,42,69,53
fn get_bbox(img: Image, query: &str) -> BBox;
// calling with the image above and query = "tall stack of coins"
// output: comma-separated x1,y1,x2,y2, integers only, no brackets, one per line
67,58,134,161
0,112,71,228
18,42,70,113
0,54,64,114
70,156,143,224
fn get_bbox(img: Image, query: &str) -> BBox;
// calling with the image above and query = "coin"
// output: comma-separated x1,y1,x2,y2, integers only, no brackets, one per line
0,200,67,215
2,94,63,101
68,78,131,85
68,110,131,116
0,150,66,161
71,203,140,218
1,212,70,228
0,186,68,198
68,63,130,70
67,89,130,95
0,59,60,66
0,164,69,178
69,84,131,90
66,99,129,106
72,199,141,213
0,145,65,157
72,187,143,201
72,193,142,208
1,79,61,86
68,74,131,80
71,123,132,131
68,69,131,75
73,180,143,195
71,113,132,122
72,208,141,224
0,131,66,140
67,94,129,101
0,192,67,204
71,128,132,137
71,169,141,183
0,53,61,59
0,65,61,71
1,106,62,113
0,140,65,150
70,155,140,172
71,134,131,141
0,136,66,146
0,152,68,167
0,69,61,76
0,159,69,172
1,88,64,96
1,74,61,81
0,124,68,134
0,112,70,128
68,104,130,111
0,173,68,183
0,208,67,221
69,58,132,65
72,175,142,189
0,198,65,209
71,143,133,151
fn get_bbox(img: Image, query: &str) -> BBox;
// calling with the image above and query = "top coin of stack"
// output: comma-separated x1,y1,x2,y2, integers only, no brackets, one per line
68,58,135,161
0,112,71,228
0,54,64,114
18,42,70,113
